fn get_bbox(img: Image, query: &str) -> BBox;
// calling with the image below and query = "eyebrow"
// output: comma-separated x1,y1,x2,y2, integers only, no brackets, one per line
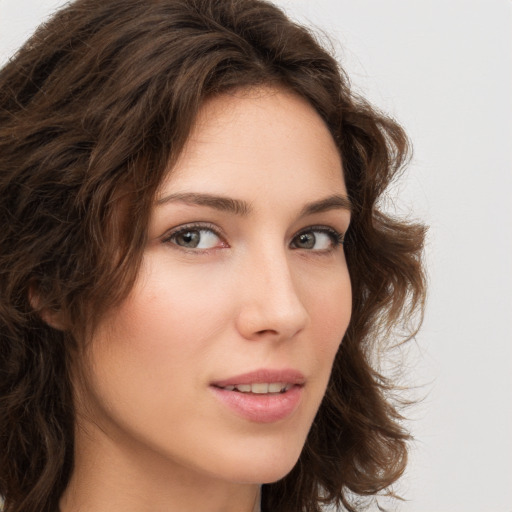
156,192,352,217
156,192,251,216
299,194,352,216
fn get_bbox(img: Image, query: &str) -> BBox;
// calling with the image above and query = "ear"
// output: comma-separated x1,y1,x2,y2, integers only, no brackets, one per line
28,283,68,331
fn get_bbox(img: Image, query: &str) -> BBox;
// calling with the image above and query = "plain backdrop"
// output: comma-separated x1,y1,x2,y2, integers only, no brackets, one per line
1,1,511,511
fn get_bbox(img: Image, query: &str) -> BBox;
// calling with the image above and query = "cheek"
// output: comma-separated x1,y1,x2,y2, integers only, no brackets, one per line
306,256,351,318
84,260,235,408
305,266,351,366
121,257,233,341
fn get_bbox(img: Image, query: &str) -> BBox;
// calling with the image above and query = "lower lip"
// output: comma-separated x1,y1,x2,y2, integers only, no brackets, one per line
210,385,303,423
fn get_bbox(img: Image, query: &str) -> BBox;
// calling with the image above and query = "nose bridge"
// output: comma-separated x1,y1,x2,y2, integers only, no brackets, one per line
236,241,309,340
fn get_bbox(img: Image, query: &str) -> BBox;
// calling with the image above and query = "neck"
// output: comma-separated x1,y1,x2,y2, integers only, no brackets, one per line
59,422,261,512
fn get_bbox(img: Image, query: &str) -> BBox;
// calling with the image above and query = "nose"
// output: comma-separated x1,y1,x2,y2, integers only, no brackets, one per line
234,248,309,342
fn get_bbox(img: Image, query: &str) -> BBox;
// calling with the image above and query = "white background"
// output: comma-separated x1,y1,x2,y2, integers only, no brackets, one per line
1,1,511,511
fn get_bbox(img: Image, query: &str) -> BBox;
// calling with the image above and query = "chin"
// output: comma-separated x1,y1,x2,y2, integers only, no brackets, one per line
225,461,299,485
210,436,305,485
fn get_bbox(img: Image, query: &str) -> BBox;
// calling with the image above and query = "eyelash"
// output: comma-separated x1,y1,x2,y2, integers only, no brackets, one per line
161,222,345,254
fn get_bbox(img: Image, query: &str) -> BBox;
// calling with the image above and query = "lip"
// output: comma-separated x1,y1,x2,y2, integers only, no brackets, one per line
210,368,305,423
211,368,306,388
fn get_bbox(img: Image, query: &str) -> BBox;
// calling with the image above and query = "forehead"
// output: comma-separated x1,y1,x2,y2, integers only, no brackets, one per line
158,86,345,202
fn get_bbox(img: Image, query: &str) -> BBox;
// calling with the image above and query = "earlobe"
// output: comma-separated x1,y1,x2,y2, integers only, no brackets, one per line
28,284,68,331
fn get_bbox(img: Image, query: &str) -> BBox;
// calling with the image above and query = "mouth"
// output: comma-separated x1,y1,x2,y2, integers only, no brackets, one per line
213,382,294,394
210,369,305,423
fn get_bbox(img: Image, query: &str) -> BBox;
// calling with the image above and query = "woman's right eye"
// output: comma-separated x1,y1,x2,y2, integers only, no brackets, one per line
163,224,225,251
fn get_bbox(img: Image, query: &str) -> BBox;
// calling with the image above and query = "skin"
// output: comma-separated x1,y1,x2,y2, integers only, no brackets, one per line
60,87,352,512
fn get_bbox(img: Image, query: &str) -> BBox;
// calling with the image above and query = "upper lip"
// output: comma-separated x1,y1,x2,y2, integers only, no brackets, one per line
211,368,306,388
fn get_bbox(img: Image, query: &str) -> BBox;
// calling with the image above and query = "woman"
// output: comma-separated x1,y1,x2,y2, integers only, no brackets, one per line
0,0,426,511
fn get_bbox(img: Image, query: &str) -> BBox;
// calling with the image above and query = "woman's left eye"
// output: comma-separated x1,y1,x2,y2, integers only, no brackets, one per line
163,225,224,250
291,227,344,251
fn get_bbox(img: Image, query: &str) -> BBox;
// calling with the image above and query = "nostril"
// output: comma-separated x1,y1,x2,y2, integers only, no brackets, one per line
255,329,278,336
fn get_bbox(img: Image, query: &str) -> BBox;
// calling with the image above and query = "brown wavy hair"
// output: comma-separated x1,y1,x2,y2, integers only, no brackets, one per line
0,0,426,511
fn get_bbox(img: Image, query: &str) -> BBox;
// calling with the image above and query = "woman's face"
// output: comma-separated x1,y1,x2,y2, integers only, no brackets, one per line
77,87,352,486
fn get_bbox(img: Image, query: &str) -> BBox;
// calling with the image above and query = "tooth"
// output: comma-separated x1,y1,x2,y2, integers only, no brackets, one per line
229,383,292,394
268,383,283,393
251,383,269,394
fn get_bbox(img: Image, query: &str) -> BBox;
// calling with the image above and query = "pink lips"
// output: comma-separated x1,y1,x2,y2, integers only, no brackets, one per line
210,368,305,423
